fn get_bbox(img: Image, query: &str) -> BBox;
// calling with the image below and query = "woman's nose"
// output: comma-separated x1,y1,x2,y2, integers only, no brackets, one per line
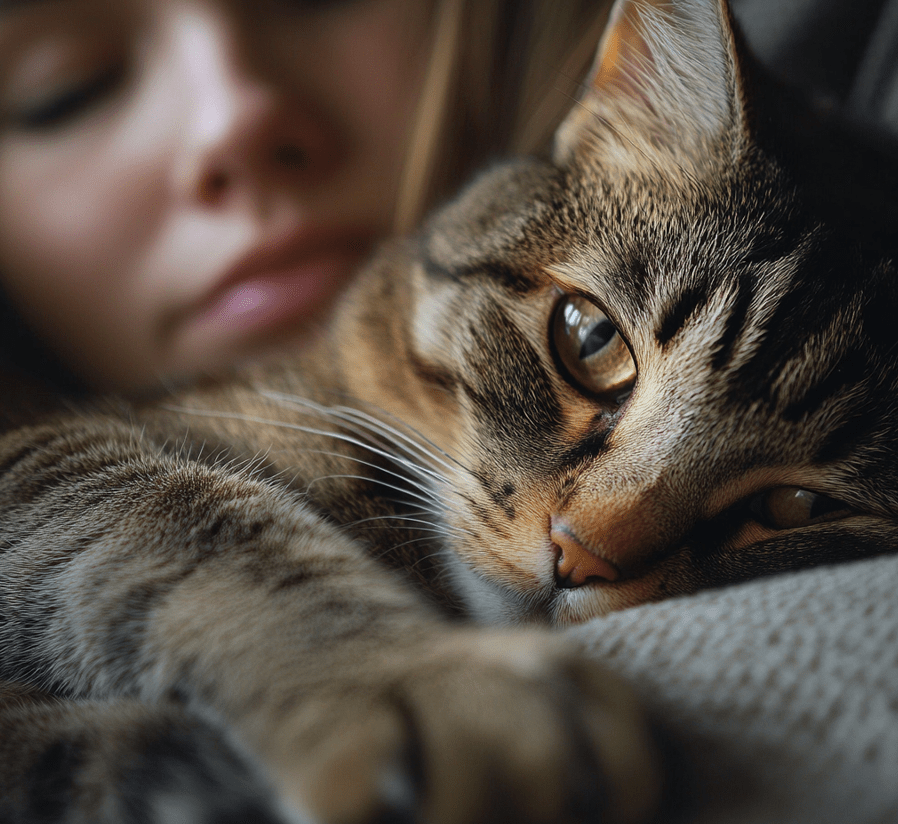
172,11,340,208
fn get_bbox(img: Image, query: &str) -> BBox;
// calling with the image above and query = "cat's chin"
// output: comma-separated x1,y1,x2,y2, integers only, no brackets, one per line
549,575,677,625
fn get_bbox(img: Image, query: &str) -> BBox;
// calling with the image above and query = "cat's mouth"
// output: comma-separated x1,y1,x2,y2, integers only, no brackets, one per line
543,524,689,623
548,569,672,624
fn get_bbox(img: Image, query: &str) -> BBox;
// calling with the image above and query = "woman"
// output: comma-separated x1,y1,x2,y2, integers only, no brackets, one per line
0,0,611,391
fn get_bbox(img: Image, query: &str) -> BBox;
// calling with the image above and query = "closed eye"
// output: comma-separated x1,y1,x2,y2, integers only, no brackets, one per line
12,65,125,131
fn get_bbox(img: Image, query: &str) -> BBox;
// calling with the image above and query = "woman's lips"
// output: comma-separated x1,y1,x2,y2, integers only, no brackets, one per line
194,250,356,333
179,228,374,354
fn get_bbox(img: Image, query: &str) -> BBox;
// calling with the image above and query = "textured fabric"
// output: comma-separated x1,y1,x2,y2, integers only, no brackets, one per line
568,553,898,823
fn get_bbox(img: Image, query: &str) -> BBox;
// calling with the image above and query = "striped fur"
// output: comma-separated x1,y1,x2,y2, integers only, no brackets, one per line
1,0,897,819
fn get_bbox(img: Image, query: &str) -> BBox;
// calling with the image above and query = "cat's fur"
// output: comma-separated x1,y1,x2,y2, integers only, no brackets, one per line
2,0,897,820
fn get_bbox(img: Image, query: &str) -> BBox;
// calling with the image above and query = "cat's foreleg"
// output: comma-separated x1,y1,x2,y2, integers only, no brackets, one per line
0,416,663,824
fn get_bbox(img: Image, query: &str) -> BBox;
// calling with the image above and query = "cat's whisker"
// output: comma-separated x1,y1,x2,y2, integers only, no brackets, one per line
328,420,449,483
258,400,455,482
300,471,447,514
302,446,447,498
343,513,439,530
294,448,461,513
272,410,453,488
370,539,453,569
328,404,466,473
160,405,451,490
351,521,459,541
330,416,453,477
371,510,477,541
260,391,465,477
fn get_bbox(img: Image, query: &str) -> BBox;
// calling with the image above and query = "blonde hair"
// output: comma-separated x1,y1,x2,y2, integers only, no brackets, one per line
395,0,613,230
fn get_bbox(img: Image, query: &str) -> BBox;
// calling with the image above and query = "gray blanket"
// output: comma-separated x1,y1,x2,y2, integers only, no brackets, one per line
569,553,898,823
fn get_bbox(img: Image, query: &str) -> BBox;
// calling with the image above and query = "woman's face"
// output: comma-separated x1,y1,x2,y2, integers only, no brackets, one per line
0,0,432,388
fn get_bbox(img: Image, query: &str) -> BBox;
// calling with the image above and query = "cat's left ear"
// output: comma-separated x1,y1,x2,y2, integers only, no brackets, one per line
555,0,750,174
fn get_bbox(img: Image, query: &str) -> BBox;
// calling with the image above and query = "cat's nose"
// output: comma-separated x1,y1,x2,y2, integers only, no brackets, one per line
551,516,620,586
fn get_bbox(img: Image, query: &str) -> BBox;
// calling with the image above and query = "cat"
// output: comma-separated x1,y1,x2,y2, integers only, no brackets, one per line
2,0,898,821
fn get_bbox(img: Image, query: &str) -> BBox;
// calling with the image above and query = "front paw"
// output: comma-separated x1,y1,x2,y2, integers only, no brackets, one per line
277,631,663,824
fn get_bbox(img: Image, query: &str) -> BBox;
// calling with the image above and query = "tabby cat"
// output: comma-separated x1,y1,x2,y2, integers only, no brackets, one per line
2,0,897,821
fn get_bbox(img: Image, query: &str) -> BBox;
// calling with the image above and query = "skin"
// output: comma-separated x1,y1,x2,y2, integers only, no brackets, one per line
0,0,434,390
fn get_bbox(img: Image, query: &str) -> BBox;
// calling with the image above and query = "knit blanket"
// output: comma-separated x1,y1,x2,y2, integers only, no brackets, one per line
567,552,898,823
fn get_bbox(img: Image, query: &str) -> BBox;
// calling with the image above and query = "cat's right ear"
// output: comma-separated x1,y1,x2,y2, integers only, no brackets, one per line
554,0,750,176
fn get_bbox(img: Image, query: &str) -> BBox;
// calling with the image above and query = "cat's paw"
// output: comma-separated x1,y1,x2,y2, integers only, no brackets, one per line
278,631,663,824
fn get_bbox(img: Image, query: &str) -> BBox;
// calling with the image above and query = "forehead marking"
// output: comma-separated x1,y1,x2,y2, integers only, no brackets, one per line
655,281,713,348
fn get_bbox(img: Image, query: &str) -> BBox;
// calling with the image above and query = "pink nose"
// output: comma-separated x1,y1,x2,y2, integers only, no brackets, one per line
550,518,619,586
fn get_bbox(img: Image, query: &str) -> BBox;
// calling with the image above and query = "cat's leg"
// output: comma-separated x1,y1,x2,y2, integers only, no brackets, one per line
0,416,663,824
0,681,292,824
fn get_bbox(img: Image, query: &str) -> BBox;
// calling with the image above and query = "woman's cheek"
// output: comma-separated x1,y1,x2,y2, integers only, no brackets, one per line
0,144,167,380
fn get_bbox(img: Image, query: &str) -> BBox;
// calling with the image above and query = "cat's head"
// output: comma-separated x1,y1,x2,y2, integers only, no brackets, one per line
349,0,898,624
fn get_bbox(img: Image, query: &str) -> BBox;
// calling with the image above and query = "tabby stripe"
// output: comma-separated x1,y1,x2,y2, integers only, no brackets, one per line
814,408,880,464
730,242,846,402
558,429,612,470
0,430,137,506
781,348,867,423
270,569,327,592
101,577,186,685
617,256,652,315
468,494,514,538
0,436,53,480
462,301,563,445
408,351,459,393
729,283,820,402
742,226,804,265
423,257,539,295
656,281,713,348
0,426,79,488
24,739,84,821
711,274,755,370
2,612,52,683
481,477,517,520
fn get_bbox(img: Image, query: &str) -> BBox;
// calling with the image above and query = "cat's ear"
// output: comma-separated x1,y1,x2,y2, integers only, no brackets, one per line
554,0,750,174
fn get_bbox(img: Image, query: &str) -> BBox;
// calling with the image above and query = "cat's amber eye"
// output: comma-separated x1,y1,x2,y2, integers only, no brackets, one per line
552,295,636,397
750,487,851,530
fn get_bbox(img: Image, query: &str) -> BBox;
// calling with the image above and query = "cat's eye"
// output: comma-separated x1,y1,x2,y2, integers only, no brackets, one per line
551,295,636,397
750,487,851,530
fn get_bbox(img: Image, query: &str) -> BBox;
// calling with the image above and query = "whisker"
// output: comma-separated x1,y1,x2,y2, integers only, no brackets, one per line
371,538,450,565
261,391,466,475
161,402,478,547
297,449,467,516
298,411,448,483
160,406,449,488
345,512,476,542
353,523,457,540
300,446,445,498
331,404,465,473
301,471,446,513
